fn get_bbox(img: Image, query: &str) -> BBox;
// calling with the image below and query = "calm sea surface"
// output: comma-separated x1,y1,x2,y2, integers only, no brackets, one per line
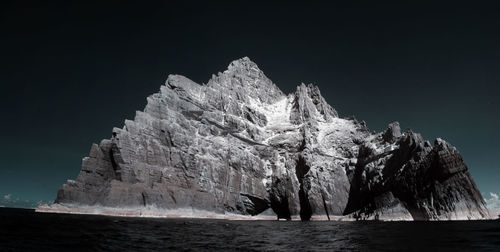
1,208,499,251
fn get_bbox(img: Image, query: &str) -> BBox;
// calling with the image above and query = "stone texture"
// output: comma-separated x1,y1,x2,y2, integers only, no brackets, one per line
343,131,491,220
51,57,491,220
382,122,401,143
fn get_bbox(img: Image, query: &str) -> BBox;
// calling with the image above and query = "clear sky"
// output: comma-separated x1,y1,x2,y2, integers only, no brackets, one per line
1,1,499,207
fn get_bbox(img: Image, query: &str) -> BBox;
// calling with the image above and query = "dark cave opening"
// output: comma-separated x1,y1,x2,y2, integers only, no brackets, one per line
270,178,292,220
296,156,312,221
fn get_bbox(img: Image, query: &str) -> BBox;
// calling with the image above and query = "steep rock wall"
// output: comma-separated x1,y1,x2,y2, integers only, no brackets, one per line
51,57,490,220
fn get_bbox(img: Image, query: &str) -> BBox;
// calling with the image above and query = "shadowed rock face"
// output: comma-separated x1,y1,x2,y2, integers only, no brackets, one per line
343,131,491,220
54,57,490,220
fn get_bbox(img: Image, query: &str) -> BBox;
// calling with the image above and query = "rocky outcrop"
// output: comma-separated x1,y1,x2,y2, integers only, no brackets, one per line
343,130,490,220
45,57,491,221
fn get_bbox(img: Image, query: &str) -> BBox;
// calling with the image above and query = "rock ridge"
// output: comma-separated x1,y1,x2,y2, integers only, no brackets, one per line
46,57,491,221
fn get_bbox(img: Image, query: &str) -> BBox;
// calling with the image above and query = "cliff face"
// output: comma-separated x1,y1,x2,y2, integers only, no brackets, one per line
51,57,490,220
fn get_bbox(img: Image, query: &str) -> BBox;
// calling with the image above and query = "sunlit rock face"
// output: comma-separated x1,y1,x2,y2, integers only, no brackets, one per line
53,57,491,220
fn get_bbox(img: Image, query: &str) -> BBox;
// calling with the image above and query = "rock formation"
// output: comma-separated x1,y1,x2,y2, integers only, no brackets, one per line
43,57,491,220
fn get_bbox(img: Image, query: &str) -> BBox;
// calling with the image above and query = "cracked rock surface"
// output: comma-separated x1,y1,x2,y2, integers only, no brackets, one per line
52,57,491,220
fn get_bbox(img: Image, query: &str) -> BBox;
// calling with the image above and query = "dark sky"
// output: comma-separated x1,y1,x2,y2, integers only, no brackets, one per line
1,1,499,205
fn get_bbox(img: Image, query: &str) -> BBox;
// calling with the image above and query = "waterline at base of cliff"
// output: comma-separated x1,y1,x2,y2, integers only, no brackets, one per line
36,203,495,221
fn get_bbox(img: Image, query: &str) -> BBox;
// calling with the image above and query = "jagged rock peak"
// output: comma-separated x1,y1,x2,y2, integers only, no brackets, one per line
207,57,284,104
383,121,401,143
45,57,491,222
290,83,339,123
226,56,261,73
434,137,458,153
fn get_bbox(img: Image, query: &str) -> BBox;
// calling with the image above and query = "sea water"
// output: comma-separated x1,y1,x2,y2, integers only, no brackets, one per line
1,208,499,251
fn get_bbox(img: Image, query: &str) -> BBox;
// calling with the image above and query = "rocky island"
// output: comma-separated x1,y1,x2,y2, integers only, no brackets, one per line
37,57,491,221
